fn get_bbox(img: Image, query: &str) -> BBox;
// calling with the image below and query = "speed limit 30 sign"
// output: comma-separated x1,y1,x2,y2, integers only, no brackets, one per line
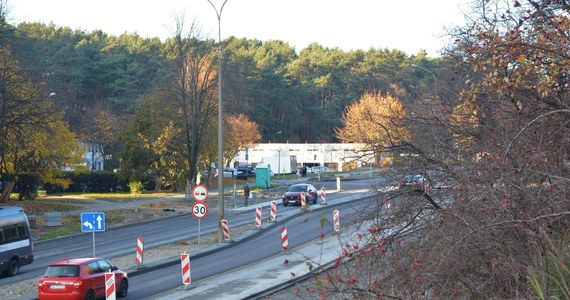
192,202,208,219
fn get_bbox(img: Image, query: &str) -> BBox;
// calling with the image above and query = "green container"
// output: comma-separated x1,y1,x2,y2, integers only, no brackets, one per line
255,164,271,189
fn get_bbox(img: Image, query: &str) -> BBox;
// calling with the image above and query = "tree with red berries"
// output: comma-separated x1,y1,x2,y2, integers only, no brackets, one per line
273,1,569,299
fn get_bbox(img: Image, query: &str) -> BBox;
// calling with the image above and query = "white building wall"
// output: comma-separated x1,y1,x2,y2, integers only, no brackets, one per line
80,142,105,171
232,143,374,172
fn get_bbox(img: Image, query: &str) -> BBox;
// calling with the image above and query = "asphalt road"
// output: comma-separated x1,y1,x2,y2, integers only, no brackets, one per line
1,176,390,298
124,197,373,299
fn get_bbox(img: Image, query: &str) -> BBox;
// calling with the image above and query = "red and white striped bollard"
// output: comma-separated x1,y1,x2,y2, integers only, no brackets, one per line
135,237,144,266
255,206,262,228
321,187,326,205
333,209,340,232
105,271,115,300
301,191,306,207
181,253,191,285
270,201,277,222
221,219,231,241
281,227,289,251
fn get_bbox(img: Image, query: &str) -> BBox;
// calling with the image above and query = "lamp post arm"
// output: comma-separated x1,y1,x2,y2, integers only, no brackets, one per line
411,63,436,79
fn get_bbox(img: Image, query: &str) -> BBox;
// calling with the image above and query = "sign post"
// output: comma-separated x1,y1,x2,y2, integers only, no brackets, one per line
192,202,208,246
192,185,209,247
81,212,105,257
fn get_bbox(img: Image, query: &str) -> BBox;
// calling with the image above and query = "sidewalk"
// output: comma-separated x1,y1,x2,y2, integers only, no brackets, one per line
61,195,186,217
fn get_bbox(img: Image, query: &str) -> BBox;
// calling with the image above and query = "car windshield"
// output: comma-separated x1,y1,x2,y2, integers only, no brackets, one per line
44,265,80,277
289,185,307,193
412,176,424,182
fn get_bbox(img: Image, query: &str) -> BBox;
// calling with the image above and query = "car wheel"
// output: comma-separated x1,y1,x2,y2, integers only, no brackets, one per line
84,289,95,300
313,195,317,204
117,279,129,298
6,259,19,276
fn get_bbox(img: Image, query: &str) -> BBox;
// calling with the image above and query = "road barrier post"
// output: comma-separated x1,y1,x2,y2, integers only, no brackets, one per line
301,191,306,208
221,219,231,241
135,237,144,267
333,209,340,232
105,271,116,300
281,227,289,251
255,206,262,228
181,253,191,286
270,201,277,222
321,187,327,205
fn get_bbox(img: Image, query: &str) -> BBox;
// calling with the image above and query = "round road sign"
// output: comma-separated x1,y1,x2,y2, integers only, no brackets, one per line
192,202,208,219
192,185,208,201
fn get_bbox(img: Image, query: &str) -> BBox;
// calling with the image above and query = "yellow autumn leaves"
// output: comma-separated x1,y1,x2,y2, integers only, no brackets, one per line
336,91,409,146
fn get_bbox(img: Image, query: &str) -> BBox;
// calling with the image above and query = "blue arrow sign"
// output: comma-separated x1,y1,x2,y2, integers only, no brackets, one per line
81,212,106,232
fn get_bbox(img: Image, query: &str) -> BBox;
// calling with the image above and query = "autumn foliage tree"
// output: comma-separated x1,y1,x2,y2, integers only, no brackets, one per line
296,1,570,299
163,19,218,193
223,113,261,166
0,45,80,201
335,91,409,154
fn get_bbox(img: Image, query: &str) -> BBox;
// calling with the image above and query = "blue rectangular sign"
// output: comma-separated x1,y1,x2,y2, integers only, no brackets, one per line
81,212,105,232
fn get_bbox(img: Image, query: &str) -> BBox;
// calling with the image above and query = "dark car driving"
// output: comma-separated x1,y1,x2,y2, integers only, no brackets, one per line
399,175,429,192
236,165,255,180
282,183,318,206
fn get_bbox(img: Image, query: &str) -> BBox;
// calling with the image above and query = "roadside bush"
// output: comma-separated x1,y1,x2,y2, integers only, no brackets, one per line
13,172,41,200
128,181,144,194
42,171,128,193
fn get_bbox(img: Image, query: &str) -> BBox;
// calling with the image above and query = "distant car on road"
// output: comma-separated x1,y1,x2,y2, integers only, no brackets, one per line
399,175,429,192
214,167,245,178
308,166,333,174
38,257,128,300
282,183,318,206
237,165,255,179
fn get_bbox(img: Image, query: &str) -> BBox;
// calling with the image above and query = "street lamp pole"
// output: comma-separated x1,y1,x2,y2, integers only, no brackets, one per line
270,130,282,143
208,0,229,243
411,63,436,80
277,148,282,176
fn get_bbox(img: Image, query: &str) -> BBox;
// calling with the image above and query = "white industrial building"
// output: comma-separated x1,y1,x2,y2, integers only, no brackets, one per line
231,143,374,173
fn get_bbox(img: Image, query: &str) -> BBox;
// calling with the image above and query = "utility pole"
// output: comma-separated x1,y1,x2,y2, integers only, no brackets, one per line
208,0,229,243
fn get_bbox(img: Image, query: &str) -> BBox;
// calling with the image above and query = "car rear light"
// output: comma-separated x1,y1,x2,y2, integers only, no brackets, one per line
73,279,84,289
38,280,44,287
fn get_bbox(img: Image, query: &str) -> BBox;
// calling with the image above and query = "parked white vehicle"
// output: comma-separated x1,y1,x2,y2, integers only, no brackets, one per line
308,166,333,174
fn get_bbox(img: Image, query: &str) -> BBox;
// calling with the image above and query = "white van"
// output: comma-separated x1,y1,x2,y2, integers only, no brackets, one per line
0,206,34,276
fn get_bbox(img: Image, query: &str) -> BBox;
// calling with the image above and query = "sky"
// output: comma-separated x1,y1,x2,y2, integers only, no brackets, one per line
8,0,470,57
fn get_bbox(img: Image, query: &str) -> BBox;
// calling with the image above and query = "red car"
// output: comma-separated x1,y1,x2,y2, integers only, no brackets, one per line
38,257,128,300
282,183,318,206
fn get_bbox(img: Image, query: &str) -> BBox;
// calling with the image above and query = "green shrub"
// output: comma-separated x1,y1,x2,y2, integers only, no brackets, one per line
128,181,144,194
